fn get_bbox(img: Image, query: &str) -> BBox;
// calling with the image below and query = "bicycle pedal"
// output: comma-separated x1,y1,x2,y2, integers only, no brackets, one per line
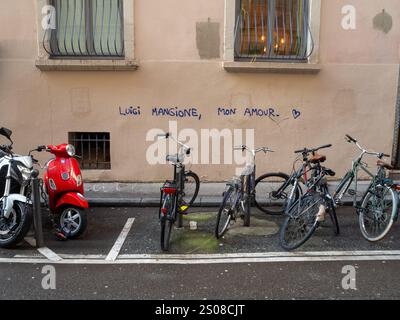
334,200,342,207
179,205,189,214
355,206,364,213
347,189,356,196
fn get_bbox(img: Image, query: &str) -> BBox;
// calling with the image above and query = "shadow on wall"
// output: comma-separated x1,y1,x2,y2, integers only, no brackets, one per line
196,19,220,60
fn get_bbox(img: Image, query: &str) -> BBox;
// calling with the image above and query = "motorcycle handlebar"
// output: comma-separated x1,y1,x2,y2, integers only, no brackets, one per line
0,144,12,154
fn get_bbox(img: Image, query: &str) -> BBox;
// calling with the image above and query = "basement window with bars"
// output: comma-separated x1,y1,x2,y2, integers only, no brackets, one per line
69,132,111,170
234,0,313,62
44,0,124,58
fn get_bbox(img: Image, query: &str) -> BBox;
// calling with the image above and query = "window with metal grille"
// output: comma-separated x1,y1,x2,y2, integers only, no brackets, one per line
44,0,124,58
68,132,111,170
234,0,313,61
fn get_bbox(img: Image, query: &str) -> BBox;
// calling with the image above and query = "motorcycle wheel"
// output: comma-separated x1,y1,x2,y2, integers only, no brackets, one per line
58,207,87,239
0,201,32,249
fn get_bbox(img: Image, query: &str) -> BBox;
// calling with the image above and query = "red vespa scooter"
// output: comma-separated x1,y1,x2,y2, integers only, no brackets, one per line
36,143,89,239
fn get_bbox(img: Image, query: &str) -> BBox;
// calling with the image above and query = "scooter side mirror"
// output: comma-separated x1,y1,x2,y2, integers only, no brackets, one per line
0,127,12,140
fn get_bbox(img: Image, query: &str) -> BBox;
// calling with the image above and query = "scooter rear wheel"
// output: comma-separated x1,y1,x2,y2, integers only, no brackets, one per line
58,207,87,239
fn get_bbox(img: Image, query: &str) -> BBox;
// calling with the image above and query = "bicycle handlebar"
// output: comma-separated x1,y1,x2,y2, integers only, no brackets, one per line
158,132,191,158
345,135,390,159
294,144,332,154
345,134,357,143
234,145,274,154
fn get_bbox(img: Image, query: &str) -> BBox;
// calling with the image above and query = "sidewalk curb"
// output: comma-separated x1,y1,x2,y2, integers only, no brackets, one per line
87,197,356,207
88,198,216,207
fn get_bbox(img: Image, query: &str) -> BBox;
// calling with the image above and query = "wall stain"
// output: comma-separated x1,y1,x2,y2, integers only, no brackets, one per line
196,19,220,59
373,9,393,34
70,87,91,114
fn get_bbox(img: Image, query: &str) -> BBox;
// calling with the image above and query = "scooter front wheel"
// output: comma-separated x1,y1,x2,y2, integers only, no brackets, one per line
58,207,87,239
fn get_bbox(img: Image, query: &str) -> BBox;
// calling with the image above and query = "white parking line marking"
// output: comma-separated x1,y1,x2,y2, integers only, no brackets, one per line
37,247,63,262
118,250,400,260
2,250,400,265
105,218,135,261
24,237,36,247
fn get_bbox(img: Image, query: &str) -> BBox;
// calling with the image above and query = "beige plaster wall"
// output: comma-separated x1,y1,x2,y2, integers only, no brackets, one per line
0,0,399,182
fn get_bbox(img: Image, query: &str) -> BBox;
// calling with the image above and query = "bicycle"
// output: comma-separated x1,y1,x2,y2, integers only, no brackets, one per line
157,133,200,251
279,145,339,250
333,134,399,242
215,145,274,239
254,144,332,216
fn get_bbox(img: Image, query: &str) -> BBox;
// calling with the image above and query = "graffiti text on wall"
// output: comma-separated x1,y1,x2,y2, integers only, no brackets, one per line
217,107,301,120
152,107,202,120
118,106,301,120
119,106,141,116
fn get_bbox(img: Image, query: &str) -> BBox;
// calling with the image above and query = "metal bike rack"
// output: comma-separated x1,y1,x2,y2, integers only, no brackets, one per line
31,170,44,248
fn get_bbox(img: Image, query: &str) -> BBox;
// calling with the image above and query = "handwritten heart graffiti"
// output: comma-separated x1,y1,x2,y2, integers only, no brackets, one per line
292,109,301,119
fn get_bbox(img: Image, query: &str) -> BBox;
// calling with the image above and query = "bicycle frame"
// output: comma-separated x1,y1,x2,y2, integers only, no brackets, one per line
228,145,273,216
334,140,388,207
158,133,192,228
276,154,315,212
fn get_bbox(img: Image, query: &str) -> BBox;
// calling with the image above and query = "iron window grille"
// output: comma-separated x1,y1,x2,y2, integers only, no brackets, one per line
44,0,125,58
69,132,111,170
234,0,314,62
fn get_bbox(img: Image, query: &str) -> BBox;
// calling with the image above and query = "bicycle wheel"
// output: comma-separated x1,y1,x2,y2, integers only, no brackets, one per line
255,173,300,215
215,187,237,239
181,171,200,210
279,192,323,251
160,194,176,251
359,185,398,242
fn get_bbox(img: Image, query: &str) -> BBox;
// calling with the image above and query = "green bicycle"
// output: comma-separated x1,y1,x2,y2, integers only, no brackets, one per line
333,135,399,242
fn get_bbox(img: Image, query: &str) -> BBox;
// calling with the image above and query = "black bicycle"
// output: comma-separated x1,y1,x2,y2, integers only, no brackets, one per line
157,133,200,252
255,144,332,216
279,145,339,251
215,145,274,239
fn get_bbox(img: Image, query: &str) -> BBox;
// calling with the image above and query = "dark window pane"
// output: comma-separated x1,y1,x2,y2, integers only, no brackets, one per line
68,132,111,170
235,0,311,61
45,0,124,58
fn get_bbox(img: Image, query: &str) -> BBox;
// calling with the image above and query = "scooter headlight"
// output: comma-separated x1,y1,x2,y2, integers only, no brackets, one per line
66,144,76,157
76,174,82,187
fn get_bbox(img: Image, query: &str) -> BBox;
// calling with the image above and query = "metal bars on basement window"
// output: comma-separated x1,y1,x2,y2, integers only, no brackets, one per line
234,0,313,61
44,0,124,58
68,132,111,170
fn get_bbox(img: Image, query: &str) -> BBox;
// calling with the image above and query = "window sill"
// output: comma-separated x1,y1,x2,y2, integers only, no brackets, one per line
223,61,321,74
35,58,139,71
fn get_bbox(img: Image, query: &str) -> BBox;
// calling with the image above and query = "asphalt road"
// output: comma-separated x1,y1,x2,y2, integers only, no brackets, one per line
0,261,398,299
1,206,400,300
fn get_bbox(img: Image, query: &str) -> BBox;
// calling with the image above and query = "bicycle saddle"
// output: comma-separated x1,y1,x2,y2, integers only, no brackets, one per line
309,153,326,164
377,160,394,170
166,154,183,164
